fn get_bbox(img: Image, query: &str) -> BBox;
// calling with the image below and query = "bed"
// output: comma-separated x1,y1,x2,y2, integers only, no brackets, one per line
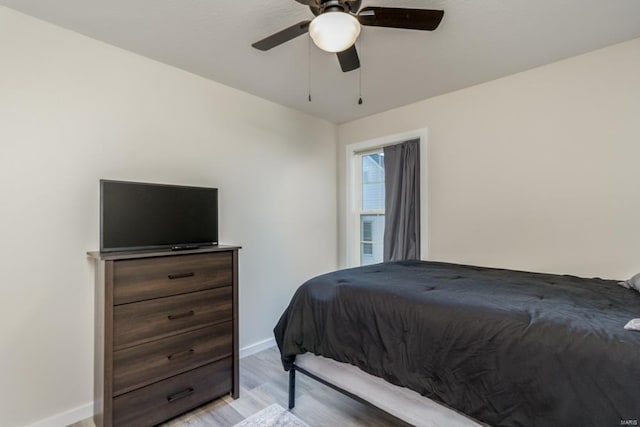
274,260,640,427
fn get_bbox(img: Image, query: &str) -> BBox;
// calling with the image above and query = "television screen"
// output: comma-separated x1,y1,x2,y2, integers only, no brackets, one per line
100,180,218,252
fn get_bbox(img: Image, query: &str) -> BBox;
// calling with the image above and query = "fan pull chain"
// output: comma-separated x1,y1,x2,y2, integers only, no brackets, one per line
358,67,363,105
358,32,363,105
308,34,312,102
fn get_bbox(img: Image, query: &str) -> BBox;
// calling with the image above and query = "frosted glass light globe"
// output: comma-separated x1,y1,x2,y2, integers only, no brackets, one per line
309,11,361,53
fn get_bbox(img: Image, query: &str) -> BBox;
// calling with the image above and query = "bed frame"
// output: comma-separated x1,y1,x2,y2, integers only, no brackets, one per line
287,353,484,427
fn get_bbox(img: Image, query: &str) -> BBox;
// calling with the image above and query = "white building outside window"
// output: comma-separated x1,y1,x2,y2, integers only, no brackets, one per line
356,150,385,265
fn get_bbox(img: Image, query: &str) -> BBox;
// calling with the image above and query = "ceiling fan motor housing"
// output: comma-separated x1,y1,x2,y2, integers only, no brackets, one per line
310,0,362,15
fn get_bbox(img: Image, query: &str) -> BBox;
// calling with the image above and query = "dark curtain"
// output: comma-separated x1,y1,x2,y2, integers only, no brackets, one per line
383,139,420,261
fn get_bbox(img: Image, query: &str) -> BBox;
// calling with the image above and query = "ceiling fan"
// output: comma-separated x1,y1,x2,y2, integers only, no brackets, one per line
252,0,445,73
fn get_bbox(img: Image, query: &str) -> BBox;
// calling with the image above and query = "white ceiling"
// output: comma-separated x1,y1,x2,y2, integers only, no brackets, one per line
2,0,640,123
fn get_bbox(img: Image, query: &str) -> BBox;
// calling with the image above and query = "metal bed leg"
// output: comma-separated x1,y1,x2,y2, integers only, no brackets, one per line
288,368,296,409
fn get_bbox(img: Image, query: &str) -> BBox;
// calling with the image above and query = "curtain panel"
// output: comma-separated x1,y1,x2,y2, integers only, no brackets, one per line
383,138,420,261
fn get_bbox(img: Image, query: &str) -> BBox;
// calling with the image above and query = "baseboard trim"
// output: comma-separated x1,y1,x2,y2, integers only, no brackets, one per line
240,337,276,359
26,402,93,427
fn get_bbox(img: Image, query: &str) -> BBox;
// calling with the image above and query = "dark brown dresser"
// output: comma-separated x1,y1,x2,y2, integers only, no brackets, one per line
88,245,240,427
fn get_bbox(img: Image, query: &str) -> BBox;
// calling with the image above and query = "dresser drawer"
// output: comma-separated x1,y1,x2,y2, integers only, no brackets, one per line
114,287,232,350
113,252,232,305
113,321,232,396
112,358,232,427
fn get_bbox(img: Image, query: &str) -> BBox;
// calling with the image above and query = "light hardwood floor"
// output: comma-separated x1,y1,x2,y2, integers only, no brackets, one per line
70,346,407,427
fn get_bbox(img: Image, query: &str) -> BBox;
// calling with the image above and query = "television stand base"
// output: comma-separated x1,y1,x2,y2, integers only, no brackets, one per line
171,245,201,251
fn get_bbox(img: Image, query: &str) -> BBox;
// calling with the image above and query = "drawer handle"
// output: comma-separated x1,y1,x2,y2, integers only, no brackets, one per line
167,310,195,321
168,272,195,280
168,348,195,360
167,387,195,403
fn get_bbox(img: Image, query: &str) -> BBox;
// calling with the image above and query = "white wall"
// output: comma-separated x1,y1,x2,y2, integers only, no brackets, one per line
338,38,640,280
0,6,337,427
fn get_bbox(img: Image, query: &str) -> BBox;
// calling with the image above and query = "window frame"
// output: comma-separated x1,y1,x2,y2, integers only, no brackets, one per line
344,128,429,268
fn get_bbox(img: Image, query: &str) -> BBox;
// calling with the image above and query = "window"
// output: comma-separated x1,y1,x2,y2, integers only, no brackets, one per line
356,150,385,265
361,221,373,255
345,129,427,268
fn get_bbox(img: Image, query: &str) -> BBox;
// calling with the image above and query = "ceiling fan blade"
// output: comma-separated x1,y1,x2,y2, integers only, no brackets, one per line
252,21,311,51
336,45,360,72
358,7,444,31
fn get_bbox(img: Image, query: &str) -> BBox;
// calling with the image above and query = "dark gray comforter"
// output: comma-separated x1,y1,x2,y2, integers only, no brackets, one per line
274,261,640,427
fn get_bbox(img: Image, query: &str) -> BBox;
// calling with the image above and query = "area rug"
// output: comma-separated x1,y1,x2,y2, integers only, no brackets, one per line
232,403,310,427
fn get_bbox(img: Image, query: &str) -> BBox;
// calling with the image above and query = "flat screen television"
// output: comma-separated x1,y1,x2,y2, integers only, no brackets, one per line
100,180,218,253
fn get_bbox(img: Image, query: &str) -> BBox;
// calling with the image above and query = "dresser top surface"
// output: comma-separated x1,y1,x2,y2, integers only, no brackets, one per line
87,244,241,261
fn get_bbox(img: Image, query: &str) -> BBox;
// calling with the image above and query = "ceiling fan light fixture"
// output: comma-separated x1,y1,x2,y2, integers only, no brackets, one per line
309,11,361,53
